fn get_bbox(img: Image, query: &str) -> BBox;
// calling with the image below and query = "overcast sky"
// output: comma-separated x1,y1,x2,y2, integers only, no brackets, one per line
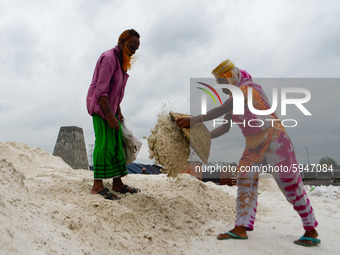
1,0,339,165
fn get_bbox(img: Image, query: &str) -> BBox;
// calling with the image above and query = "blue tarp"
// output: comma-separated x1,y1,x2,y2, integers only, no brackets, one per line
127,163,163,174
88,163,162,174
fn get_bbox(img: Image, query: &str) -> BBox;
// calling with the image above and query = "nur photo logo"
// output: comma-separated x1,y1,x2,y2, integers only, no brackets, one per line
196,82,223,106
196,81,312,128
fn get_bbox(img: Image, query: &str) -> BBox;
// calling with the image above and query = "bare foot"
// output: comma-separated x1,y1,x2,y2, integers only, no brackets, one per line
217,226,248,239
111,177,125,192
90,180,120,200
112,178,140,194
91,180,105,194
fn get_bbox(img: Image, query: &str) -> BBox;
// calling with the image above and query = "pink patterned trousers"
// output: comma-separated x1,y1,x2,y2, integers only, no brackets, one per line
235,132,318,231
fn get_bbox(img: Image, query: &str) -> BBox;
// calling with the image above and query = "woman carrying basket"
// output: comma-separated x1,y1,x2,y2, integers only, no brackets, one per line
176,60,320,247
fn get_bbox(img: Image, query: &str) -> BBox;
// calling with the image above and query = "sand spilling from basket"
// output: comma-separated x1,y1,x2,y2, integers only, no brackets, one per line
147,112,190,177
169,111,211,164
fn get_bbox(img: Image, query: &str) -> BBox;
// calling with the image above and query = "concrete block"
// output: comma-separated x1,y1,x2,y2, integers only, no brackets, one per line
53,126,88,169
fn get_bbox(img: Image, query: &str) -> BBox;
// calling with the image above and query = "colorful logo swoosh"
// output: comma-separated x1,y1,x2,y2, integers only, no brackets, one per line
196,82,223,106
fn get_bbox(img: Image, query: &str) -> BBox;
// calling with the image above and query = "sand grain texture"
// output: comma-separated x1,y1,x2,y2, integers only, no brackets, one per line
0,141,339,255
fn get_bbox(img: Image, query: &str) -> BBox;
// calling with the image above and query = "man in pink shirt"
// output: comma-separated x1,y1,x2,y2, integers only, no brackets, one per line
87,29,140,200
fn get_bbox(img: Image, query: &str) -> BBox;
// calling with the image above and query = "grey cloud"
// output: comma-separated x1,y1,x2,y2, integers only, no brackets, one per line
1,0,340,165
0,20,42,79
145,3,215,56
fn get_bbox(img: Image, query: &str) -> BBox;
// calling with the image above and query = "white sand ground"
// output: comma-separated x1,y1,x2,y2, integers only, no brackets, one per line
1,141,339,255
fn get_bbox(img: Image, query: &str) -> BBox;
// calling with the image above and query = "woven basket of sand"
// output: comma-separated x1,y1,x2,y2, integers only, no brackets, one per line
169,111,211,164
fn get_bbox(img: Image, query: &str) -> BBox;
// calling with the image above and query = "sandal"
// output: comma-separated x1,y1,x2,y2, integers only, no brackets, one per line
217,232,248,240
97,188,120,200
294,236,321,247
118,185,141,194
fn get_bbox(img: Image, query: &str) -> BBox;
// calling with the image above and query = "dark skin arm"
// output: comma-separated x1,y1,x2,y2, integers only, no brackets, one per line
210,112,232,138
176,97,234,128
99,96,120,130
117,105,124,121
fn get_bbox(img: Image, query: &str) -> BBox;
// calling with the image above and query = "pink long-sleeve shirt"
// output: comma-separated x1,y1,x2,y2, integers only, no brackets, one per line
86,46,129,119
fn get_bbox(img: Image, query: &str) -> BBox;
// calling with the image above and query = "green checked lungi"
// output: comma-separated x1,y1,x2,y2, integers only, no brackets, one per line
92,114,127,179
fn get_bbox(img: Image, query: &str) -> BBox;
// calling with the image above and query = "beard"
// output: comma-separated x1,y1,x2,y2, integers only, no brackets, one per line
122,46,135,72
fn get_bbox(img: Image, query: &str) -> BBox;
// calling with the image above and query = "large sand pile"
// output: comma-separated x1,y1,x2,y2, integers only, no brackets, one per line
1,141,338,254
148,112,190,177
0,142,234,255
0,143,82,254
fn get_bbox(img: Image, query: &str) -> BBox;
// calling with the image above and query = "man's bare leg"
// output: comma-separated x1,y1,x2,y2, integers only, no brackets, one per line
112,177,125,191
91,180,119,199
112,177,140,193
91,180,105,194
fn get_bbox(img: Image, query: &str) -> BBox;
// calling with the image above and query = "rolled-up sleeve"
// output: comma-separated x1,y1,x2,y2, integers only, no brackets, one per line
95,55,116,98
